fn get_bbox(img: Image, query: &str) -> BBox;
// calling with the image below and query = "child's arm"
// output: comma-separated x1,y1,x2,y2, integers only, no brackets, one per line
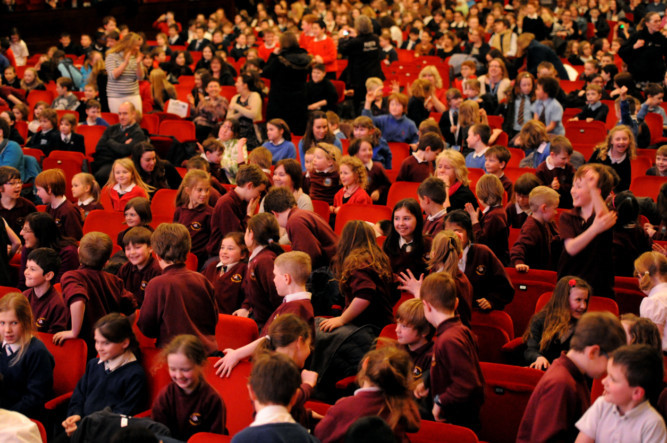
574,433,595,443
4,219,21,258
397,268,424,296
52,300,85,345
319,297,370,331
214,336,266,377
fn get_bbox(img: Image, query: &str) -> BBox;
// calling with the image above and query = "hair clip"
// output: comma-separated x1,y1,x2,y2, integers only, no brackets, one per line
568,278,576,287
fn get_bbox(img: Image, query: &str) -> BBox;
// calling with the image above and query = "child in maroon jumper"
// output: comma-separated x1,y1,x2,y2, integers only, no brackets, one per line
54,232,136,358
418,177,447,237
331,155,372,215
138,224,218,355
152,335,226,440
420,272,484,432
484,145,513,201
23,247,68,333
234,213,283,329
535,135,575,209
202,232,248,314
117,227,161,308
117,197,153,247
207,164,269,257
383,198,428,279
308,142,341,206
466,174,510,266
517,312,626,442
511,186,560,272
35,169,83,241
174,170,213,268
506,173,541,229
0,166,36,236
396,132,445,183
314,345,420,443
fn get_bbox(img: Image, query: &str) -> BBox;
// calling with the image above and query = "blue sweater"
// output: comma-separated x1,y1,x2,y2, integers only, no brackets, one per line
68,357,147,418
231,422,319,443
374,137,393,170
361,109,419,144
0,337,54,418
263,139,297,163
298,137,342,171
465,151,487,171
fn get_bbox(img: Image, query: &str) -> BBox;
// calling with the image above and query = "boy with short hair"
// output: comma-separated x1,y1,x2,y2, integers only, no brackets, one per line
536,135,575,208
396,132,445,182
56,232,137,357
465,124,491,170
264,187,338,270
207,164,269,256
326,111,346,141
647,145,667,176
362,92,420,144
0,166,37,236
420,272,484,431
201,137,226,184
417,177,447,236
575,345,666,442
511,186,560,272
638,83,667,130
484,145,513,200
533,76,565,135
573,84,609,123
23,247,67,333
506,173,542,228
52,77,79,111
438,88,463,148
83,99,109,127
117,226,162,308
517,312,627,442
396,298,433,387
138,223,218,354
35,169,83,240
454,60,477,92
231,353,317,443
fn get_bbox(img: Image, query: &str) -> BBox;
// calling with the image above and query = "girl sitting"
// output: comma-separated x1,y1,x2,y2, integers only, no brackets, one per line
148,68,177,112
174,170,213,268
117,197,152,247
131,142,182,196
465,174,510,265
612,191,651,277
350,116,392,170
589,125,636,192
218,118,248,184
501,72,535,142
152,334,226,440
331,155,372,215
262,118,296,163
0,165,36,236
0,293,55,420
309,142,341,206
56,114,85,154
71,173,103,220
321,220,394,332
523,276,590,370
383,198,428,278
634,251,667,351
203,232,248,314
314,345,420,443
102,158,152,212
297,111,342,169
348,137,391,205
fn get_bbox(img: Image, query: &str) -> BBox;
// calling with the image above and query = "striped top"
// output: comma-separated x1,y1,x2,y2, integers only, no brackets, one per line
105,51,140,98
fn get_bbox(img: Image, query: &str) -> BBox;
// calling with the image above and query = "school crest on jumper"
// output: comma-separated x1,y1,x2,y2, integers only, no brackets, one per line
54,218,62,227
140,280,148,290
189,413,202,426
231,273,243,283
324,178,332,187
36,317,46,327
475,265,487,276
190,222,202,231
413,365,423,378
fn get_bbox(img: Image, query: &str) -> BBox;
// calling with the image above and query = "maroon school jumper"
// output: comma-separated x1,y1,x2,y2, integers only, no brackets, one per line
152,378,226,441
23,285,68,333
18,244,80,290
314,389,419,443
517,353,591,443
510,216,559,271
174,203,213,264
61,266,137,356
430,316,484,431
464,243,515,310
241,247,281,328
366,162,391,203
423,212,446,237
47,199,83,240
505,202,529,229
404,341,433,383
536,161,575,209
472,206,509,265
117,255,162,308
454,269,473,327
261,297,315,337
207,189,248,257
77,201,104,220
308,170,341,205
138,263,218,354
0,197,36,236
499,174,514,202
202,261,248,314
558,210,614,299
342,267,394,330
396,154,432,183
285,208,338,270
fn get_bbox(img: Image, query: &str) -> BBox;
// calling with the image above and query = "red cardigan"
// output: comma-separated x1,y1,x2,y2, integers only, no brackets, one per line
333,186,372,208
102,185,148,212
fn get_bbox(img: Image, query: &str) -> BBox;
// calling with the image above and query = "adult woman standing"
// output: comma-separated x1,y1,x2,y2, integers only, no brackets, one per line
338,15,384,113
619,12,667,84
105,33,144,113
263,31,312,136
227,72,263,150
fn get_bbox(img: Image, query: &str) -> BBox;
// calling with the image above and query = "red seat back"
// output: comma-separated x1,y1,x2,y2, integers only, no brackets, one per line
410,420,479,442
334,204,392,235
101,112,120,125
310,199,331,223
389,142,411,171
564,120,607,146
630,176,667,201
158,119,196,142
42,153,85,202
470,310,514,363
151,188,178,220
215,314,259,351
77,125,107,160
386,181,421,208
141,346,172,409
38,332,87,397
204,358,254,435
536,293,620,316
0,286,20,300
140,113,160,134
82,209,127,242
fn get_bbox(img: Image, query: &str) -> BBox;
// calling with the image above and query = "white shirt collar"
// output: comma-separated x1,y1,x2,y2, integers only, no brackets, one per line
427,208,447,221
412,151,427,163
78,197,94,206
52,195,68,209
283,291,312,303
251,405,295,426
112,182,136,194
2,341,20,356
354,386,382,395
458,244,470,272
364,160,374,170
515,201,528,215
472,147,489,158
99,351,136,373
216,261,239,275
648,282,667,298
610,152,627,164
398,236,413,248
546,156,556,170
249,245,266,262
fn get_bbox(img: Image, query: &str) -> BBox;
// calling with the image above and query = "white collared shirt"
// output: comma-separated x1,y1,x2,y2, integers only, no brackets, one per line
427,208,447,222
99,350,136,373
2,341,20,356
250,405,295,426
283,291,312,303
459,244,470,272
217,261,239,275
78,197,94,207
354,386,382,395
472,147,489,159
51,195,68,210
398,236,413,249
610,152,627,164
412,151,427,164
112,182,136,194
515,202,528,215
249,245,266,262
546,155,556,171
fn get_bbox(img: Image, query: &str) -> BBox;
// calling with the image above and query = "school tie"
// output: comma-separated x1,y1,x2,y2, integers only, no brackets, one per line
453,110,458,126
539,105,546,124
517,96,526,126
3,344,13,357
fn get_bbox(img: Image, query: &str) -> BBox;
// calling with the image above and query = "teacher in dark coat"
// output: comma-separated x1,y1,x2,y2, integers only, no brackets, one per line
618,12,667,84
263,31,312,136
516,32,569,80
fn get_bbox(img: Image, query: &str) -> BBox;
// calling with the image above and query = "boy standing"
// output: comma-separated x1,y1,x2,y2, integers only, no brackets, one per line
484,145,513,201
396,133,445,183
418,177,447,236
536,135,576,209
35,169,83,240
117,226,162,308
575,345,666,442
533,76,565,136
511,186,560,272
517,312,627,442
138,224,218,354
51,77,79,111
207,164,269,257
465,124,491,170
421,272,484,431
23,247,68,333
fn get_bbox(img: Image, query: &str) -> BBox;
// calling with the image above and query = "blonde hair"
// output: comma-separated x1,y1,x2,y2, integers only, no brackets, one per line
459,100,485,127
73,172,101,203
106,158,154,194
107,32,143,55
427,230,462,274
418,65,443,89
339,155,367,188
0,293,36,366
409,78,433,100
436,150,470,186
149,68,176,109
528,186,560,212
175,169,210,207
396,299,431,337
634,251,667,293
274,251,312,286
594,125,637,162
314,143,341,172
365,77,384,91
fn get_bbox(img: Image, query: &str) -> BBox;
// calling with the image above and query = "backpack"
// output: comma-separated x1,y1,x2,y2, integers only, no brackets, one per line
58,58,84,91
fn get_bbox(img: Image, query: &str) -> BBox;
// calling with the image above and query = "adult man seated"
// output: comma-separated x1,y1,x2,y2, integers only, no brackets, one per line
91,101,147,183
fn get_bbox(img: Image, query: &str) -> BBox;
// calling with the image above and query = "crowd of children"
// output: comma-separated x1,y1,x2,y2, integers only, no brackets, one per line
4,1,667,442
